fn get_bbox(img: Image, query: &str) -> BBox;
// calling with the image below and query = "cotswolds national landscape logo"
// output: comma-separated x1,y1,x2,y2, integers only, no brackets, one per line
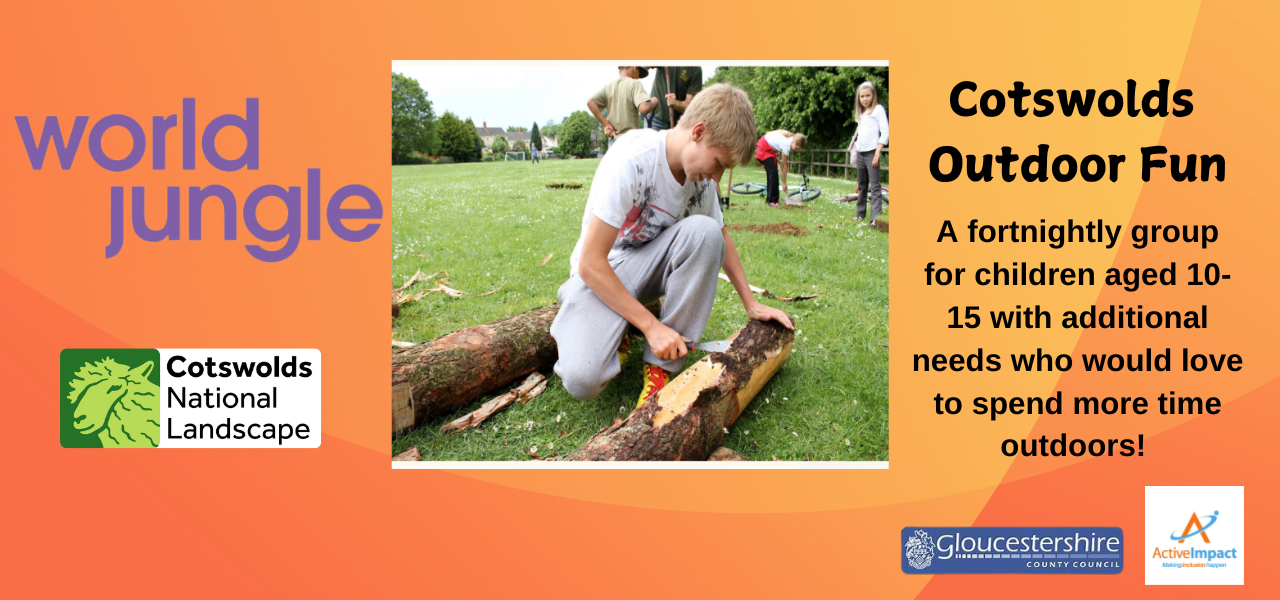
59,348,323,448
60,349,162,448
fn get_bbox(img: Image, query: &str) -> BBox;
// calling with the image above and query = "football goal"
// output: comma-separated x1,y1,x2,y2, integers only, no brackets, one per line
504,151,526,162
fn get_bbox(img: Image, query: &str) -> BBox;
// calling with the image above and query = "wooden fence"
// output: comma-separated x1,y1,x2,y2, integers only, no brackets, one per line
786,148,889,182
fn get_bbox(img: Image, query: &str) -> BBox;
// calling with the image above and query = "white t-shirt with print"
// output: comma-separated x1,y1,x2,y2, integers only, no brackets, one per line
569,128,724,277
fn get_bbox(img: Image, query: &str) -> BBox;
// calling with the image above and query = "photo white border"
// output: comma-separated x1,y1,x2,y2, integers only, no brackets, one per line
392,59,889,469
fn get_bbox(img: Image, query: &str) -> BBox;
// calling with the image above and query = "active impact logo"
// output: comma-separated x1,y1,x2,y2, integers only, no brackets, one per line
1146,486,1244,585
1172,511,1217,544
60,349,162,448
900,527,1123,574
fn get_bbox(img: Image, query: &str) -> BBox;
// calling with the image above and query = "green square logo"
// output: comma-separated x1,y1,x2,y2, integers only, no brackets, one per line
60,349,162,448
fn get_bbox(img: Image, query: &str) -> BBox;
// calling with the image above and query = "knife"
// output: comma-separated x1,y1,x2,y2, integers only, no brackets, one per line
691,339,732,353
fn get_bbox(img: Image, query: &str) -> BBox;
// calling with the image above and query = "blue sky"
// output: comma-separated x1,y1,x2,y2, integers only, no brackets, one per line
391,62,719,130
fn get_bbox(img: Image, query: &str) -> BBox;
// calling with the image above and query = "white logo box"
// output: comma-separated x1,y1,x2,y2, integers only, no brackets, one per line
158,349,321,448
1145,485,1244,585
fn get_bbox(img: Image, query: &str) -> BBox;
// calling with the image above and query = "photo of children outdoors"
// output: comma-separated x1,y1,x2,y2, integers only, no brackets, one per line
391,64,888,462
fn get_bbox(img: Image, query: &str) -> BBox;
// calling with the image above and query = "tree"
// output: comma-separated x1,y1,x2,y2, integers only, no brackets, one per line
542,119,560,139
438,111,474,162
391,73,438,164
491,134,508,154
706,66,888,149
706,66,762,107
512,139,528,154
465,118,483,162
530,122,542,151
558,110,596,158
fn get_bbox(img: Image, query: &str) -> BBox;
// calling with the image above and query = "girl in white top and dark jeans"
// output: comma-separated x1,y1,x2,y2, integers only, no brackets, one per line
754,130,806,206
849,81,888,225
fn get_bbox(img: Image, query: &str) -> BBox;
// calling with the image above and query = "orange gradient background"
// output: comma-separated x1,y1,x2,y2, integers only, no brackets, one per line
2,1,1276,597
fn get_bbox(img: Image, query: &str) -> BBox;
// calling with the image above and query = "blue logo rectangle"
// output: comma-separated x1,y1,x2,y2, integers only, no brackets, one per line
902,527,1123,574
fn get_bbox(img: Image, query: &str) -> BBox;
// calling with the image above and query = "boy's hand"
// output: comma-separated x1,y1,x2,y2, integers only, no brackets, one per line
643,321,693,361
604,123,616,138
745,300,795,330
872,151,881,167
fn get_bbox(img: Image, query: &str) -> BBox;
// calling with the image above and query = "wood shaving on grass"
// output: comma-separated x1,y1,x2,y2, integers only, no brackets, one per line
717,272,818,302
440,373,548,433
392,447,420,461
395,269,502,307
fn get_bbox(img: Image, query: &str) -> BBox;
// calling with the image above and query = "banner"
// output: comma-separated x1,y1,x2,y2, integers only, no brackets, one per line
3,1,1273,597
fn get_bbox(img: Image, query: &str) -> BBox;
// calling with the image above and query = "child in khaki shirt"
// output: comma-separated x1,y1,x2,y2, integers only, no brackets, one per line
588,67,659,146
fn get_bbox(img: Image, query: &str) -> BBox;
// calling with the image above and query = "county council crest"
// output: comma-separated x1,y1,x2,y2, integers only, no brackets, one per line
906,529,936,569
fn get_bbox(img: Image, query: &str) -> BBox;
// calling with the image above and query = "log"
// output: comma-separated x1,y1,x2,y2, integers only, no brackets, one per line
562,319,794,461
391,300,662,432
392,381,414,435
392,304,559,430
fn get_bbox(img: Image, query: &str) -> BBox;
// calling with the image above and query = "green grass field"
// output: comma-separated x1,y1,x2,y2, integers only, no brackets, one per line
392,157,887,461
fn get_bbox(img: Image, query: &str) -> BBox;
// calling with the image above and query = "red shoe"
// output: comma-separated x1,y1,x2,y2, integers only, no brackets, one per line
637,364,671,407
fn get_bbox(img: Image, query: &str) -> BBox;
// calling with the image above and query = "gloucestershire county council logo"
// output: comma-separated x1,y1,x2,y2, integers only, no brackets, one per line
60,349,162,448
1172,511,1216,543
900,527,1123,574
905,530,936,569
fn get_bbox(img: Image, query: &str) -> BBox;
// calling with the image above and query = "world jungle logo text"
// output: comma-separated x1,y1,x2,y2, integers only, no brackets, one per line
15,99,382,262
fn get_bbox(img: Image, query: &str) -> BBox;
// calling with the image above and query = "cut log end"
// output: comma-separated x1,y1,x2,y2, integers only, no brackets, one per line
564,319,794,461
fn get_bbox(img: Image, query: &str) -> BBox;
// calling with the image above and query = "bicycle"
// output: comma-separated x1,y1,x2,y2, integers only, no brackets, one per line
730,182,766,195
786,167,821,202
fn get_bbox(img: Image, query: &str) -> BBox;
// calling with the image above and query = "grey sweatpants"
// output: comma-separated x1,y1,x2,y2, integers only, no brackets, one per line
856,150,883,222
551,215,725,401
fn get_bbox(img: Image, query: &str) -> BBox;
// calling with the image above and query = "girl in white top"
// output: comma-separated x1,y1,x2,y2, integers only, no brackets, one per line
848,81,888,223
754,129,807,206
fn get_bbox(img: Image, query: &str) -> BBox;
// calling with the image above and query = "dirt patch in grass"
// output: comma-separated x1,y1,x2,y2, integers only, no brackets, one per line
726,223,809,236
545,182,583,189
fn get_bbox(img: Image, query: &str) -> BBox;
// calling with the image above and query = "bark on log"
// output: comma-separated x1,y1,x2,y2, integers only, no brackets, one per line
391,300,662,433
562,319,794,461
392,304,559,430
